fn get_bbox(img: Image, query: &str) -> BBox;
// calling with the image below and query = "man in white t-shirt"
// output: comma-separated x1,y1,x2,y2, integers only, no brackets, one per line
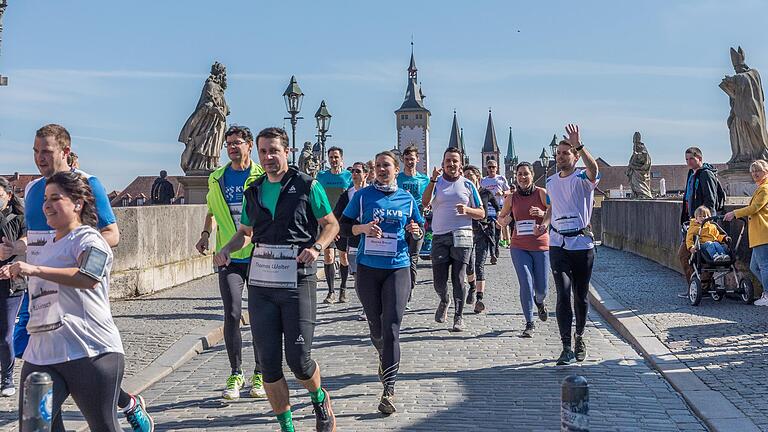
422,147,484,332
537,124,599,366
480,159,509,263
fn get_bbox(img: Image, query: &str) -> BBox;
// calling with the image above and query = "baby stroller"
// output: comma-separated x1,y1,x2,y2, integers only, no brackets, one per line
686,215,754,306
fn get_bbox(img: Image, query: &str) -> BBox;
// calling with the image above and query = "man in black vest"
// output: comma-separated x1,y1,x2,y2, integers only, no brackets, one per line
214,127,339,432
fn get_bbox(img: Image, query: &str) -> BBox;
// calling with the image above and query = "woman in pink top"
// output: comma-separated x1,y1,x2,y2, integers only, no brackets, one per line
498,162,550,338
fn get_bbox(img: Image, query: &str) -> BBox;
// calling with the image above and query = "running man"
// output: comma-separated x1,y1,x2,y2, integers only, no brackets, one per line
537,124,599,365
0,124,153,431
195,125,266,400
480,159,509,264
396,146,430,303
214,127,339,432
316,146,353,304
422,147,484,332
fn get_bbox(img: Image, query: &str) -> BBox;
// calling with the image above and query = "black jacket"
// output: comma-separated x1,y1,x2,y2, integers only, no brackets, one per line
0,208,27,297
681,163,718,225
474,188,500,235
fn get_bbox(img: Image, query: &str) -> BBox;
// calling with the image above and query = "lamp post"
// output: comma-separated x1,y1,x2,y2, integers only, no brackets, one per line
539,147,550,186
549,133,558,163
283,75,304,165
0,0,8,86
314,100,332,169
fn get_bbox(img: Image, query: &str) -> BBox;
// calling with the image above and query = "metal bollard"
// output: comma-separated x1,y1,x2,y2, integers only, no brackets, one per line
561,375,589,432
21,372,53,432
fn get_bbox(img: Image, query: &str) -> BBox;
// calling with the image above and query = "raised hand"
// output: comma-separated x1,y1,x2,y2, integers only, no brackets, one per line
564,124,580,147
431,167,443,181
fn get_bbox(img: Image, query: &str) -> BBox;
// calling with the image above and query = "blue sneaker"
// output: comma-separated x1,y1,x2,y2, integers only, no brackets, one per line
125,395,154,432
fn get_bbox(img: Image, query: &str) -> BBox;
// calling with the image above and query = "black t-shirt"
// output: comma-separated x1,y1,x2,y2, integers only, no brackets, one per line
0,208,27,297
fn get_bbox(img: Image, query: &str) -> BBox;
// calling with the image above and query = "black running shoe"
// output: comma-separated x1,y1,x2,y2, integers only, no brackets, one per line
378,388,396,415
490,256,498,265
521,322,535,338
474,300,486,314
556,346,575,365
574,336,587,362
312,389,336,432
535,301,548,322
435,301,449,323
466,288,476,305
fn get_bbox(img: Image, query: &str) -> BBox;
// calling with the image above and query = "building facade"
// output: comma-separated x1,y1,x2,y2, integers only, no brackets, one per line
395,49,431,174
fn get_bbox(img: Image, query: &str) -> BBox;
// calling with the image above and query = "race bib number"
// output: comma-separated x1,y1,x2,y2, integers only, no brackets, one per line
27,278,63,334
248,244,298,289
515,220,536,236
364,233,397,257
553,215,582,235
452,229,474,248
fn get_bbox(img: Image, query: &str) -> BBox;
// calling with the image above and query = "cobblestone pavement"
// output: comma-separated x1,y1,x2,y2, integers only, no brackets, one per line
138,253,705,431
592,246,768,431
0,274,223,431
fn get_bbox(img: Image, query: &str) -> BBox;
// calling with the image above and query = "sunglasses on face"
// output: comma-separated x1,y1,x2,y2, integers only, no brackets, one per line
351,169,363,174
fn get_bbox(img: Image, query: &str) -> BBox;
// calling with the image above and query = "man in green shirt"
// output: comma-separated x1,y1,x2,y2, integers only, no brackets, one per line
215,127,339,432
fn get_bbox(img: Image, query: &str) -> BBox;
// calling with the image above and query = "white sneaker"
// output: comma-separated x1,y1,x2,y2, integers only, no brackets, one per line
222,373,245,400
249,373,267,398
0,386,15,397
754,295,768,306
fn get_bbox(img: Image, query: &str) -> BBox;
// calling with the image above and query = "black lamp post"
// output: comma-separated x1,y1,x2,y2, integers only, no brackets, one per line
0,0,8,86
314,100,332,169
549,134,558,162
539,147,550,185
283,75,304,165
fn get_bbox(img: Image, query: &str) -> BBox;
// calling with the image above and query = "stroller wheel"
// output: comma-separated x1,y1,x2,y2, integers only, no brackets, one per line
689,275,703,306
711,291,724,301
739,278,755,304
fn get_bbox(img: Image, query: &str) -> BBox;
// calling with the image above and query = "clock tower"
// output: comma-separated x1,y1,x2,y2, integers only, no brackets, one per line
395,46,430,173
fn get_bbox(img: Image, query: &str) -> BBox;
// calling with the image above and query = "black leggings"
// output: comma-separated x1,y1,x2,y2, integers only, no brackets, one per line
356,265,410,391
0,295,22,384
218,262,261,375
431,234,471,319
20,352,125,432
550,247,595,346
466,232,490,281
406,233,423,298
248,276,317,384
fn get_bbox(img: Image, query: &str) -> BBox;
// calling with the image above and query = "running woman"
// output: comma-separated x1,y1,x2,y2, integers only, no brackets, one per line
195,125,266,400
462,165,499,314
339,151,424,414
396,146,430,304
316,147,353,304
422,147,484,332
0,172,131,432
498,162,550,338
0,124,152,431
333,162,368,321
214,127,339,432
537,124,599,365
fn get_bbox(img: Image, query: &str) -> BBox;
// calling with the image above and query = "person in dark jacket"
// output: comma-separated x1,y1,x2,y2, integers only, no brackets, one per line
677,147,719,295
0,177,26,397
151,170,175,205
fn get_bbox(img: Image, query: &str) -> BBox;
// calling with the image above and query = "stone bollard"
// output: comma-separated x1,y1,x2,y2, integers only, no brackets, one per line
561,375,589,432
21,372,53,432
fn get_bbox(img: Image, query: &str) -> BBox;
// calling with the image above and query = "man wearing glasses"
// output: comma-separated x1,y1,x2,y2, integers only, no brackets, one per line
195,125,266,400
480,159,510,264
396,146,430,304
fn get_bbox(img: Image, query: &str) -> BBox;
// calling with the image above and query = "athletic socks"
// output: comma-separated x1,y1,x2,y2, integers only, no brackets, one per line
468,280,476,291
309,387,326,404
324,264,335,293
122,396,136,413
276,411,295,432
476,292,484,301
340,264,349,289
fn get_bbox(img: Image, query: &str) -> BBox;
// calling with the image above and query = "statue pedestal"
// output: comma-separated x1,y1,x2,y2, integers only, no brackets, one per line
177,175,210,204
720,163,756,198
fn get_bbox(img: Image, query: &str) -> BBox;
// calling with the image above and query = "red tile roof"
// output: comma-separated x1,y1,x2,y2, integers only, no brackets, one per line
111,176,185,207
1,173,41,198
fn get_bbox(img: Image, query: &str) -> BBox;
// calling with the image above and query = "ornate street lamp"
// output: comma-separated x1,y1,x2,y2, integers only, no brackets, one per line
314,100,332,168
539,147,550,185
283,75,304,164
549,133,558,162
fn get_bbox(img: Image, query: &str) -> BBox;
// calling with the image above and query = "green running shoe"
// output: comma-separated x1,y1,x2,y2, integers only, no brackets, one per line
250,373,267,398
222,373,245,400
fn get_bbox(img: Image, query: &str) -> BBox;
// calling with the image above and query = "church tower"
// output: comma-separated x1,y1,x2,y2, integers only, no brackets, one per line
447,110,469,166
395,45,431,173
504,127,518,181
481,110,500,175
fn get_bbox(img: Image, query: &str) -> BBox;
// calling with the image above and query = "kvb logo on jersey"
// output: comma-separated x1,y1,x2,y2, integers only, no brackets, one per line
372,207,404,223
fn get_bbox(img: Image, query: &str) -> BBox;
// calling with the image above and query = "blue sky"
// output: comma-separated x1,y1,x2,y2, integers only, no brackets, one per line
1,0,768,190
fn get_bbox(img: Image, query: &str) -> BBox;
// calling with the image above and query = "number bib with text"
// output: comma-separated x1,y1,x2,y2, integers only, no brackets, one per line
248,244,298,289
452,229,474,248
364,233,397,257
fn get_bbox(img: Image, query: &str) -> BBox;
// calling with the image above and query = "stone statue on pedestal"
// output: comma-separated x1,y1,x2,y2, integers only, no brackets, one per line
179,62,229,174
626,131,652,199
719,47,768,165
298,141,320,178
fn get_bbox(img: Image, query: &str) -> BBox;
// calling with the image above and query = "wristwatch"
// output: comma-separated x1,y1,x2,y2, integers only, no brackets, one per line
312,243,323,252
575,144,584,152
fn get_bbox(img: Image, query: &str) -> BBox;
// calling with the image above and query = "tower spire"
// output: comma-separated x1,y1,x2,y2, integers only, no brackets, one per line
448,110,461,150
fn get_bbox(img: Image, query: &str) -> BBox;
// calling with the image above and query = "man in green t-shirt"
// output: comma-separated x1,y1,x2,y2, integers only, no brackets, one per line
215,127,339,432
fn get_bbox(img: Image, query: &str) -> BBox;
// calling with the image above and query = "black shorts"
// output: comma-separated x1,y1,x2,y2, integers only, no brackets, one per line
335,236,349,252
